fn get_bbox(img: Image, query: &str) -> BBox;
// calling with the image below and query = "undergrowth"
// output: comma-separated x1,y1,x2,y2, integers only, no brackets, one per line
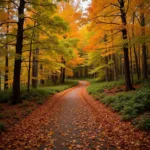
0,79,78,104
87,78,150,130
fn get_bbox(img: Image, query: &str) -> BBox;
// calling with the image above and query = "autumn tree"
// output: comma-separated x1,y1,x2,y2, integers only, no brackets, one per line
86,0,135,90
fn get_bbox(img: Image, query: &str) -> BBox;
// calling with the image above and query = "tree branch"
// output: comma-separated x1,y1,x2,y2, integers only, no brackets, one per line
23,24,40,31
0,22,17,27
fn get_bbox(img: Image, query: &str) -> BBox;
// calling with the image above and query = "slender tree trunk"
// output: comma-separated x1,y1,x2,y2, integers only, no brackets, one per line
52,72,57,85
32,48,39,88
130,47,133,83
0,72,1,91
12,0,25,104
119,0,133,90
60,56,65,84
4,47,9,90
105,56,109,82
40,64,45,85
134,46,140,79
111,30,118,81
132,13,140,80
113,54,118,81
27,23,36,92
4,4,10,90
140,3,148,80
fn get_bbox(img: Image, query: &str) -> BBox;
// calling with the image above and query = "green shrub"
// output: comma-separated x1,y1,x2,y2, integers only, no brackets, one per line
133,114,150,130
0,79,78,104
87,78,150,130
101,96,116,106
94,93,106,100
87,79,125,96
132,88,150,111
0,90,12,103
121,106,138,120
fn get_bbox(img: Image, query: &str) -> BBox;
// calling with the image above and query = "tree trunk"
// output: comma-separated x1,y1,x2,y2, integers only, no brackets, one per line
132,13,140,80
52,72,57,85
27,22,36,92
4,48,9,90
12,0,25,104
120,0,133,90
60,57,65,84
134,46,140,79
138,45,141,78
32,48,39,88
130,47,133,83
140,3,148,80
0,72,1,91
113,54,118,81
4,4,10,90
40,64,45,85
110,30,118,81
105,56,109,82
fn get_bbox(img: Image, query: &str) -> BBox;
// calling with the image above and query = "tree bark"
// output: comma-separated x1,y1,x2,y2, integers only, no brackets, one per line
134,46,140,79
32,48,39,88
132,13,140,80
0,72,1,91
119,0,133,90
60,57,65,84
113,54,118,81
12,0,25,104
4,3,10,90
40,64,45,85
105,56,109,82
27,22,36,92
130,47,133,83
140,3,148,80
4,47,9,90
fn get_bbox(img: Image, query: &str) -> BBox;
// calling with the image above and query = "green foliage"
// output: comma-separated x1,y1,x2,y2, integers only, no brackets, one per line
0,79,78,104
99,88,150,121
20,89,49,101
101,96,116,106
88,79,150,130
87,79,124,95
0,90,12,103
133,114,150,130
94,93,106,100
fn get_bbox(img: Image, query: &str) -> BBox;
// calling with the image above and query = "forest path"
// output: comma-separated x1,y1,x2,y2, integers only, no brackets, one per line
0,81,149,150
39,81,115,150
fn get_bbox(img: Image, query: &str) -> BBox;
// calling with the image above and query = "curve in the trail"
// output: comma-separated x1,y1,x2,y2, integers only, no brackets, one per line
39,81,116,150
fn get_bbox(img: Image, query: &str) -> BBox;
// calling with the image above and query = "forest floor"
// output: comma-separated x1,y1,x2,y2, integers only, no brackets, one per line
0,81,150,150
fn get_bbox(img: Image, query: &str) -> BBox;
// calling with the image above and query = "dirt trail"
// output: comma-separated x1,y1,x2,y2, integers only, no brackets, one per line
39,81,115,150
0,81,149,150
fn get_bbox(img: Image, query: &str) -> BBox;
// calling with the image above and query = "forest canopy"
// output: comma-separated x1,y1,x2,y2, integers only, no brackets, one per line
0,0,150,104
